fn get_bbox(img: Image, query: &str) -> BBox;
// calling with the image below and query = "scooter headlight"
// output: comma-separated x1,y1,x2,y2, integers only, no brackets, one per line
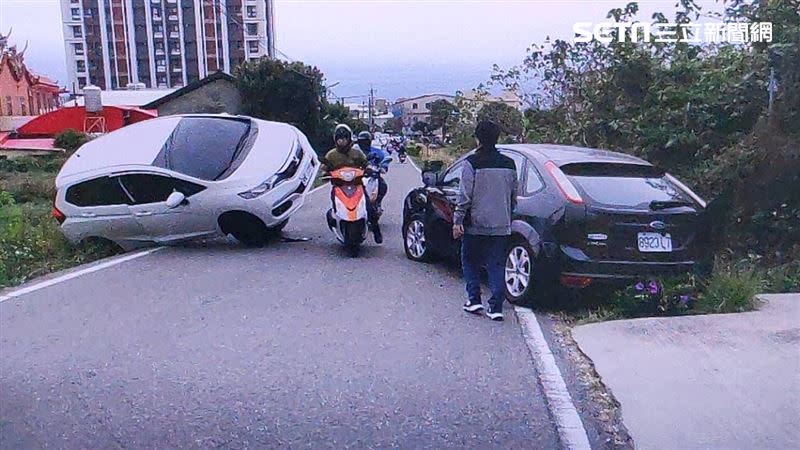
340,170,356,182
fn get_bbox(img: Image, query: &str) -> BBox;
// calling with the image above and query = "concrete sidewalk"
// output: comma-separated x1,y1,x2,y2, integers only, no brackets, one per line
573,294,800,450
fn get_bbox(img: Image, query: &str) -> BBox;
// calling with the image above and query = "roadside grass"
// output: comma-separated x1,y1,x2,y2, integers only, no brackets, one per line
567,259,774,325
695,267,763,314
0,156,119,289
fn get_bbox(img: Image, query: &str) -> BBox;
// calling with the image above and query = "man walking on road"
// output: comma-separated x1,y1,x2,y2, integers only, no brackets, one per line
453,120,517,321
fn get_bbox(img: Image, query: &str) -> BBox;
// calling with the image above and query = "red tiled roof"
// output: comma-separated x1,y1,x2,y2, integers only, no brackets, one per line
0,138,57,151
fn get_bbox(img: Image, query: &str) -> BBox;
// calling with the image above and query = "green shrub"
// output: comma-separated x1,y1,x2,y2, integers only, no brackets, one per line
0,191,119,288
0,172,56,204
54,129,89,155
0,155,65,173
406,143,422,157
695,267,762,314
763,261,800,293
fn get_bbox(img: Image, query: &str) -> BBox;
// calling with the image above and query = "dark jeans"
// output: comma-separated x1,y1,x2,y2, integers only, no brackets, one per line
461,234,509,312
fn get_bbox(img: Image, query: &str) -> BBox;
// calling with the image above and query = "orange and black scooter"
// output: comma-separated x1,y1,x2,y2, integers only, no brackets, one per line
323,166,368,257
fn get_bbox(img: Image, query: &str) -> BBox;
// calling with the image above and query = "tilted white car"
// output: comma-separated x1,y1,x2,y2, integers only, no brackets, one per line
53,114,320,249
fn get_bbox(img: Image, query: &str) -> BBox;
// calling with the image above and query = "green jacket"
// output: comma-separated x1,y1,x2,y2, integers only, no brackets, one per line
322,146,368,171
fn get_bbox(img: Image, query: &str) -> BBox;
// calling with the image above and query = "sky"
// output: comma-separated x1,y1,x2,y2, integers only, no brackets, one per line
0,0,725,100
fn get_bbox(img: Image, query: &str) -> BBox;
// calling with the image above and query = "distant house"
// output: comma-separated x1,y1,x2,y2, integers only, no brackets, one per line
392,94,456,126
0,32,62,131
141,71,242,116
462,89,524,111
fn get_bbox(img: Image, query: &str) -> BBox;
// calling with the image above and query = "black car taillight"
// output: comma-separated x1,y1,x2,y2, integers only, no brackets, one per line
545,161,584,205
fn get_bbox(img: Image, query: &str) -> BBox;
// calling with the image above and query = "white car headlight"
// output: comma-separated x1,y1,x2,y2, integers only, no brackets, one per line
238,174,279,199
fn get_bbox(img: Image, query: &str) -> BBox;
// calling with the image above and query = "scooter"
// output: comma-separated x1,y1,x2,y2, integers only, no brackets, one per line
363,156,392,218
398,152,407,164
324,167,368,257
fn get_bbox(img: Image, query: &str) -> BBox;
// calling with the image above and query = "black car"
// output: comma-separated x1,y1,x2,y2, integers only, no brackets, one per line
402,144,709,305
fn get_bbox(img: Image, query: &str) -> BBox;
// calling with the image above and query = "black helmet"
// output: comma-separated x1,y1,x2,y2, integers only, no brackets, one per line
357,131,372,141
334,124,353,142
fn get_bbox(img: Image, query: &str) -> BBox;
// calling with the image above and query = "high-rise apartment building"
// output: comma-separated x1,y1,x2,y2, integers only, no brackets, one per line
61,0,275,92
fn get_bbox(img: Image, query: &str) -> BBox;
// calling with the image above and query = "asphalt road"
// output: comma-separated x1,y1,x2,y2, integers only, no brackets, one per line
0,159,559,448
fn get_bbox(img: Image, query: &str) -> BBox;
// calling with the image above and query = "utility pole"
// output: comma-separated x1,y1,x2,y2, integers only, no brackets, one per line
368,85,375,132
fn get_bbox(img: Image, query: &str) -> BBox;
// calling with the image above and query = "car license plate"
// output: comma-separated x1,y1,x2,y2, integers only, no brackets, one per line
637,232,673,252
300,163,314,184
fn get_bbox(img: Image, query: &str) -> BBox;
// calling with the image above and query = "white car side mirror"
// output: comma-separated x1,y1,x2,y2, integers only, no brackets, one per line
165,191,186,208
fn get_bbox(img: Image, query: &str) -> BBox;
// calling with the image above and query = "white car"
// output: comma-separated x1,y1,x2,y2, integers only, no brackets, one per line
53,114,320,249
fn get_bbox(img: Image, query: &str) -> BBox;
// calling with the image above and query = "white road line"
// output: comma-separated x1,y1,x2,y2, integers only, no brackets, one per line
0,247,164,303
515,306,591,449
408,156,421,172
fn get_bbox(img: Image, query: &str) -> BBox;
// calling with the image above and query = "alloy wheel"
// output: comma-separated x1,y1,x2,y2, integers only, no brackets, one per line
505,245,531,297
405,220,427,259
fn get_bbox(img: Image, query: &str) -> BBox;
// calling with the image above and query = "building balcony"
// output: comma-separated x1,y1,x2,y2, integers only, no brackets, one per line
168,14,178,21
152,14,162,21
170,32,180,38
157,66,166,73
155,49,165,55
151,0,160,4
170,49,181,55
166,0,177,4
172,67,182,73
154,31,164,38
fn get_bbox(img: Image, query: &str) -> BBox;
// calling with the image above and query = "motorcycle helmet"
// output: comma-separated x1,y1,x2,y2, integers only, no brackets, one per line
357,131,373,141
334,124,353,145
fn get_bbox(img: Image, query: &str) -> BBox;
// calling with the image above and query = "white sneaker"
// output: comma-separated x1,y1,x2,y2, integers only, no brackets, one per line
463,301,484,314
486,310,504,321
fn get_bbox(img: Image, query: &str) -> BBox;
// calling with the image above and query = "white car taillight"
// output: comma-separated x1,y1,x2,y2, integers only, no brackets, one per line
545,161,584,205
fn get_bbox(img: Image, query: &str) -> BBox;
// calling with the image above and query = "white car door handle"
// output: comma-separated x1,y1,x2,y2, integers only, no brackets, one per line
134,211,154,217
80,212,96,218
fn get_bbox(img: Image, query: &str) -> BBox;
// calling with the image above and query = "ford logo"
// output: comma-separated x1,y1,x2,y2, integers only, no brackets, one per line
649,220,667,230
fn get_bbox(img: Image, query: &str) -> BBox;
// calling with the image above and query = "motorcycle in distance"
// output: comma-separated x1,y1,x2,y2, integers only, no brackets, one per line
323,167,368,257
397,151,407,164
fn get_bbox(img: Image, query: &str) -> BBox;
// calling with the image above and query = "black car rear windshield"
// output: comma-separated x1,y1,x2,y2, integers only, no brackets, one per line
152,117,255,181
561,163,693,209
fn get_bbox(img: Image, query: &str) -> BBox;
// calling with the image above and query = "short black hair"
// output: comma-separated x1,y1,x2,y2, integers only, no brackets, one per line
475,120,500,147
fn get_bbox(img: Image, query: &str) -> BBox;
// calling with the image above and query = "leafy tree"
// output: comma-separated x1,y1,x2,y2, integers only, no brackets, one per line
411,121,432,133
476,102,523,138
428,99,457,131
383,116,405,133
235,59,327,152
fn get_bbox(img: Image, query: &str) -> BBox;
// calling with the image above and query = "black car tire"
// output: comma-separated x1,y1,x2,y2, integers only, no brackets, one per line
403,215,433,262
221,212,270,247
503,237,540,306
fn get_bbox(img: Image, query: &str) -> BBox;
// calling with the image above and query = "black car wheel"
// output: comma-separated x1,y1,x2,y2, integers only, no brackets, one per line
504,238,537,305
403,215,432,262
220,212,270,247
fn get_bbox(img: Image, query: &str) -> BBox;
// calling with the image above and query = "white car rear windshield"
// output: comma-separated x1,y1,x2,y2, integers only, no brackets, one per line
152,117,256,181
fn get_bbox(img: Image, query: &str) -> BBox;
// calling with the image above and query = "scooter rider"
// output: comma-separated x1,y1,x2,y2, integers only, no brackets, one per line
321,124,383,244
354,131,389,214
